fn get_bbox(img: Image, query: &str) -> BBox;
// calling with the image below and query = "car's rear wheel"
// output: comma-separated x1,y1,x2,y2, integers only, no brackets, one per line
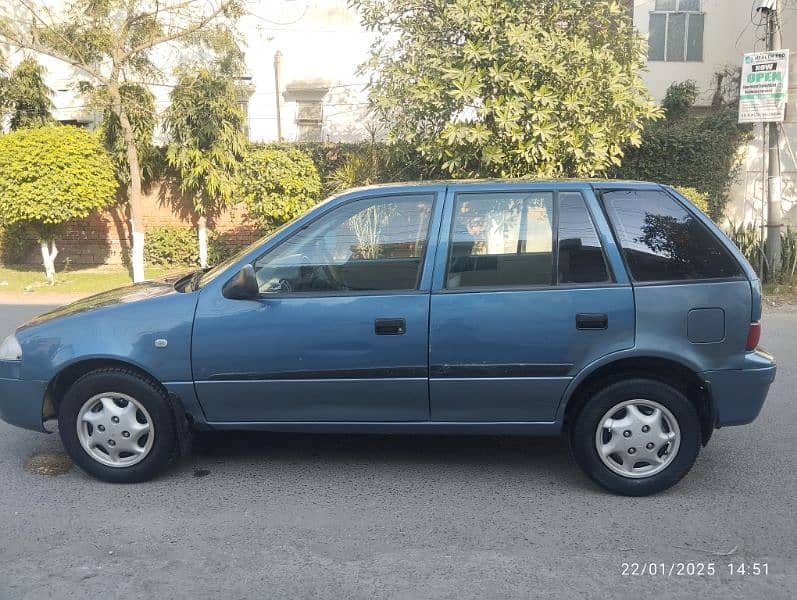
570,378,701,496
59,368,178,483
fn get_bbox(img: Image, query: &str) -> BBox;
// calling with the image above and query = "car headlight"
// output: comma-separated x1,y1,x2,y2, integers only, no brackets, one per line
0,334,22,361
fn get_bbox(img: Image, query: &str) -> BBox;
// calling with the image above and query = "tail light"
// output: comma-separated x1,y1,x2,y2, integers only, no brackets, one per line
746,321,761,351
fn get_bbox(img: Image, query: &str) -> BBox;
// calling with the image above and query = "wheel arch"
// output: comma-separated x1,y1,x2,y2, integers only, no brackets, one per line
44,356,193,455
44,357,168,421
561,355,715,445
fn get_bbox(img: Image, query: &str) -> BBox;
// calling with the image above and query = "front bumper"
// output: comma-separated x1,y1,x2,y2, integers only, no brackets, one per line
0,376,48,433
703,350,777,427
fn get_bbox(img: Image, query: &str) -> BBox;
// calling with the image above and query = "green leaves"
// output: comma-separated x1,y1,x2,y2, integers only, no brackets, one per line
99,83,159,185
353,0,661,178
164,68,247,215
237,147,322,230
4,56,54,130
0,125,116,238
610,81,752,220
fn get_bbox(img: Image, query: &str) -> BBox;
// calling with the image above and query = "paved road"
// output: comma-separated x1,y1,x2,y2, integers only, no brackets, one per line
0,304,794,599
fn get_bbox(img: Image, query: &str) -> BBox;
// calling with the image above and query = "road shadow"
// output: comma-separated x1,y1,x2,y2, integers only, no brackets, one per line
188,431,592,490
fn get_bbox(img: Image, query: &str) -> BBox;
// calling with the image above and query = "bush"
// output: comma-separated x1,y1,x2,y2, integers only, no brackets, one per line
611,81,752,221
237,147,322,230
251,142,440,195
0,125,117,282
0,223,36,265
144,227,252,267
675,186,710,215
726,223,797,282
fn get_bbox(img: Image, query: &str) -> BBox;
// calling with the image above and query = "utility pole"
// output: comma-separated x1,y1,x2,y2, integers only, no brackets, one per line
762,1,783,276
274,50,284,142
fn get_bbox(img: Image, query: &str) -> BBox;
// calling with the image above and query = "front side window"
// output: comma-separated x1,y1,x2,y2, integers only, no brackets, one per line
602,189,742,282
446,192,555,288
649,0,704,62
253,194,434,293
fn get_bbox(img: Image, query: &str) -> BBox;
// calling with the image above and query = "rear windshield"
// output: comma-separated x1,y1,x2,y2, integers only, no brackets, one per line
601,189,742,282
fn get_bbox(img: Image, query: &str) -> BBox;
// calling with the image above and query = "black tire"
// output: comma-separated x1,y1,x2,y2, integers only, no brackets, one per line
569,378,701,496
58,368,179,483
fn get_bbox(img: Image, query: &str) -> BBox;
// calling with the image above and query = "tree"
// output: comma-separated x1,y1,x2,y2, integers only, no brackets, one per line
237,147,322,231
353,0,661,178
0,0,244,282
5,56,53,129
610,80,752,220
164,68,246,268
99,83,160,188
0,126,116,283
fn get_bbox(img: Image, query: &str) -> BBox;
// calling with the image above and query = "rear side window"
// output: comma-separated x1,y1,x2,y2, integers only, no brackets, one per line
446,191,554,288
602,189,742,282
558,192,610,284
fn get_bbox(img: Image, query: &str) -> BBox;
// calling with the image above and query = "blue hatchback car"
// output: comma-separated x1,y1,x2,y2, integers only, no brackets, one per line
0,181,776,495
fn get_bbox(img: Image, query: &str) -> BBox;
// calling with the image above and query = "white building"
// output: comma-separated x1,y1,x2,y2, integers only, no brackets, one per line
10,0,376,143
632,0,797,227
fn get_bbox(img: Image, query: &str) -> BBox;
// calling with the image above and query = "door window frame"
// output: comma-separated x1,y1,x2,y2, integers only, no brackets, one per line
239,190,444,299
433,186,618,294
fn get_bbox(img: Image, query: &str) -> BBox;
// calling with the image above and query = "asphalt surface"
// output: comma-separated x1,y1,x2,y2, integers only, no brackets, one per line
0,303,794,599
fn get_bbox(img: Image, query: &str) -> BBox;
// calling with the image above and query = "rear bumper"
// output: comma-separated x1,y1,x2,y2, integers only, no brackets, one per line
0,376,48,433
703,350,777,427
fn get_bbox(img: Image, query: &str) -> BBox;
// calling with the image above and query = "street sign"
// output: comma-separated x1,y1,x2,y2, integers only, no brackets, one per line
738,50,790,123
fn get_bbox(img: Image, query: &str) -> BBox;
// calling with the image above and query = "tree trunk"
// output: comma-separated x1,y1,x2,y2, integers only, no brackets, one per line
40,239,58,285
197,215,208,268
108,81,146,283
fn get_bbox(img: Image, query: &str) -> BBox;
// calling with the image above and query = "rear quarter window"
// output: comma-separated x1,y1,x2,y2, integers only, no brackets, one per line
601,189,742,282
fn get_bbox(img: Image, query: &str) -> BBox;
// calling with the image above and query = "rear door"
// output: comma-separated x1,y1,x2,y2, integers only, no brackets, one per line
429,184,635,422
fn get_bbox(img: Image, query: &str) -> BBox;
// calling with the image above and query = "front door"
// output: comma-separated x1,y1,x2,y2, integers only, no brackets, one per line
429,185,635,422
192,191,440,423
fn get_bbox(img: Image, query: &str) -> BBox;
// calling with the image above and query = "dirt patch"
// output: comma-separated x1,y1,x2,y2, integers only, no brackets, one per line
25,453,73,476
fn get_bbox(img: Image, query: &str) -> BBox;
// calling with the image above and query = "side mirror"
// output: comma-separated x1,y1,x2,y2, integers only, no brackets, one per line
222,264,259,300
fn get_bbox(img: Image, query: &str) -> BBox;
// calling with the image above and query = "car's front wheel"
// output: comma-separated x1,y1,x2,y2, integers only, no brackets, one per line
570,378,701,496
59,368,178,483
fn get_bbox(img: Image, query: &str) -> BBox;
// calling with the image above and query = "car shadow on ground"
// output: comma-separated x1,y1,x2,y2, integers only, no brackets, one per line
186,431,594,490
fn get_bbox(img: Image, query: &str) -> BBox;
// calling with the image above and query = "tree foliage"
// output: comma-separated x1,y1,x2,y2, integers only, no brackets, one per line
610,81,752,220
353,0,661,178
164,68,247,216
0,126,116,229
4,56,53,129
237,147,322,230
0,126,116,281
99,83,160,186
0,0,244,282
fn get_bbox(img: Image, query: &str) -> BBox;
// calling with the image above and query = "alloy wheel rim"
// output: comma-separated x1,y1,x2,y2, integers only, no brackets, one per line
594,398,680,479
76,392,155,468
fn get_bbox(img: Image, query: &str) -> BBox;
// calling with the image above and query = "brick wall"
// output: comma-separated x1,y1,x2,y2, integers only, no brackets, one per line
13,181,262,266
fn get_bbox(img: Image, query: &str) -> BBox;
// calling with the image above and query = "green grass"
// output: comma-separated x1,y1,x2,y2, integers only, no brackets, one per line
0,264,174,295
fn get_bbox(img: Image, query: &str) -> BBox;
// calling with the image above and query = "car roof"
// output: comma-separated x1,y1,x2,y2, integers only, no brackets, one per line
339,179,664,194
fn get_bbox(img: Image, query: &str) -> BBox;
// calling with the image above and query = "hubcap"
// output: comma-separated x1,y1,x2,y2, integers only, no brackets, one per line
594,399,680,479
76,393,154,468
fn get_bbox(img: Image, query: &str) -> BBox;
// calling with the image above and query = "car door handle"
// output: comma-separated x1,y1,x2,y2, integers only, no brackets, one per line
375,318,406,335
576,313,608,330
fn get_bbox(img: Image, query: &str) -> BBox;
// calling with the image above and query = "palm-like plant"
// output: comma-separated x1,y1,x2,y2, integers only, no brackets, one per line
164,68,246,267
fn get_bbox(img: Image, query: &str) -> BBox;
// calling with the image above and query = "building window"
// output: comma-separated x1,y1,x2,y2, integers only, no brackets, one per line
649,0,704,62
